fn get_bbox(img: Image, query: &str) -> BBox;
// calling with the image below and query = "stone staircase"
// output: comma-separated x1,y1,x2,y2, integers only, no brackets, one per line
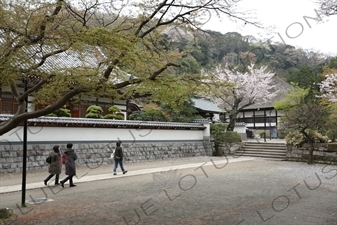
235,141,287,160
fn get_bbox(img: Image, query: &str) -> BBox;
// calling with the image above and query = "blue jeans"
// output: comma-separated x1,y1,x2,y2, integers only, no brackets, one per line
113,159,125,173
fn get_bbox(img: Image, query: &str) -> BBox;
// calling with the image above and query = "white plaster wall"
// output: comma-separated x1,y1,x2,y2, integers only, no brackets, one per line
254,111,265,116
245,123,277,128
213,113,220,121
237,112,244,117
269,110,276,116
1,126,205,143
203,122,211,140
244,112,254,117
234,126,246,133
245,123,254,128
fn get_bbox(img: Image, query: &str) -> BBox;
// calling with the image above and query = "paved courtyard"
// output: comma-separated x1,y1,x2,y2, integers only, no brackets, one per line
0,157,336,225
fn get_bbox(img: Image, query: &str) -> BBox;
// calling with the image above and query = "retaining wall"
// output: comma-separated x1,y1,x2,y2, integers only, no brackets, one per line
0,117,212,173
0,141,212,173
286,143,337,164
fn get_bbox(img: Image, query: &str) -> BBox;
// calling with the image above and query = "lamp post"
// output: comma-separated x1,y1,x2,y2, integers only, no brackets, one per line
269,110,272,140
264,110,266,142
126,98,130,120
21,78,28,207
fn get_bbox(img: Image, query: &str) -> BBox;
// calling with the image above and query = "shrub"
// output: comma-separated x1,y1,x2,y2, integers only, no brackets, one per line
129,109,168,121
103,114,124,120
103,106,124,120
285,131,305,147
48,106,71,117
129,111,151,121
307,129,329,143
326,129,337,142
85,105,103,119
210,123,227,143
211,124,241,143
211,124,241,156
285,130,329,147
107,106,121,114
146,109,168,121
259,131,265,137
223,131,242,143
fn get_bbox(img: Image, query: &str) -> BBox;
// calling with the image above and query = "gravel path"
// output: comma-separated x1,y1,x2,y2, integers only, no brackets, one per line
1,158,336,225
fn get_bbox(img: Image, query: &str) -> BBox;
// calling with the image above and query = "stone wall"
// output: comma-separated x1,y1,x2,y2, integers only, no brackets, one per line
0,141,212,173
211,141,244,156
286,143,337,164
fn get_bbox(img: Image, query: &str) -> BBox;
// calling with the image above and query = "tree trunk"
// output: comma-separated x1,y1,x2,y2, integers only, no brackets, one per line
227,114,236,131
227,98,243,132
214,142,220,156
303,132,314,164
308,141,314,164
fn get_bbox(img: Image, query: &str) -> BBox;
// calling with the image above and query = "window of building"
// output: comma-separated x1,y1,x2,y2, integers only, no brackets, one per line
1,102,14,114
1,92,14,99
71,104,79,110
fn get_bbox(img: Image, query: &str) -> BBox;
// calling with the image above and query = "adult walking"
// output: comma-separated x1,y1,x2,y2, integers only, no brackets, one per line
113,141,127,175
60,143,78,188
44,145,62,186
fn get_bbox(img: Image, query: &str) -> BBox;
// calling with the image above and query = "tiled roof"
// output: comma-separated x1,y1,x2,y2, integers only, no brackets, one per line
0,114,206,130
192,118,212,123
192,97,222,113
0,31,133,83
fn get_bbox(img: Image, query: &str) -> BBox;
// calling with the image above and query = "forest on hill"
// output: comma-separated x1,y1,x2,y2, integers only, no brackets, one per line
163,27,337,81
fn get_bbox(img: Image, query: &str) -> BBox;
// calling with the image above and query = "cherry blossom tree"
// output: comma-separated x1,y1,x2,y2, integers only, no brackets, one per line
319,73,337,102
207,65,277,131
317,0,337,16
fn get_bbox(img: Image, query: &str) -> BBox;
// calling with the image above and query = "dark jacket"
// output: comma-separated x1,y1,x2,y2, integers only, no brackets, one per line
114,146,124,160
48,151,62,175
64,148,77,176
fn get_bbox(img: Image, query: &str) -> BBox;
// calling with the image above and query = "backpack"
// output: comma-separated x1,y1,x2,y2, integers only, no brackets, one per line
46,154,51,164
61,154,66,164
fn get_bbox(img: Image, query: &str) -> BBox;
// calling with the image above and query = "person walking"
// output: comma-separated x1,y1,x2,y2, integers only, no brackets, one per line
113,141,127,175
60,143,78,188
44,145,62,186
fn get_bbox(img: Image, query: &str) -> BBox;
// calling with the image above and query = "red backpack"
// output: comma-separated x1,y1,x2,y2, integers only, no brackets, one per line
61,154,66,164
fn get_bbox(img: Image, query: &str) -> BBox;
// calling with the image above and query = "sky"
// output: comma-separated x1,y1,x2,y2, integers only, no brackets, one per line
203,0,337,56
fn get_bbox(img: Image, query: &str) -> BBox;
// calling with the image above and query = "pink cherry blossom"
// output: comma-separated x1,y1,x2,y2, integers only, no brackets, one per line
317,0,337,16
206,64,278,130
319,73,337,102
210,64,277,109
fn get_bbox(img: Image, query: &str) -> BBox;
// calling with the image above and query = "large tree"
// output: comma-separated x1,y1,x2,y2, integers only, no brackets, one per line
275,87,330,164
0,0,258,135
206,64,277,131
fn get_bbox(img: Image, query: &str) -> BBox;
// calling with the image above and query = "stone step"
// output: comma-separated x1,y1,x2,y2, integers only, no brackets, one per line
244,141,286,145
242,146,286,150
236,142,287,160
245,143,286,147
236,152,286,157
234,153,286,159
239,149,286,154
